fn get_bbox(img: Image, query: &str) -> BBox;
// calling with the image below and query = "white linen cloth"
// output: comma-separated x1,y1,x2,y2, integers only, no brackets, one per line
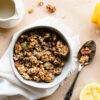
0,17,80,100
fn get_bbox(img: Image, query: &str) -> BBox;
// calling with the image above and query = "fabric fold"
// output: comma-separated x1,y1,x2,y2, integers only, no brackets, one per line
0,17,80,100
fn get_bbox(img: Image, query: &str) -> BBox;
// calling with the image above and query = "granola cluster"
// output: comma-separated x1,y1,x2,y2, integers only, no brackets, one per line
46,4,56,13
13,29,69,83
79,47,92,64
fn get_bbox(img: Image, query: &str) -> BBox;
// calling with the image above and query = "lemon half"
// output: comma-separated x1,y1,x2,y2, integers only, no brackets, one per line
80,82,100,100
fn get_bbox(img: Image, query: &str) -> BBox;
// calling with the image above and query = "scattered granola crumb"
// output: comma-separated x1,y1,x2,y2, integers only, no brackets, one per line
38,0,44,6
62,16,66,19
28,8,34,14
97,38,100,41
46,4,56,13
96,29,100,34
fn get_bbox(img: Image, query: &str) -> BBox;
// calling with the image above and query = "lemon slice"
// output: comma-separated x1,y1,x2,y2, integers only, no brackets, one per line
80,82,100,100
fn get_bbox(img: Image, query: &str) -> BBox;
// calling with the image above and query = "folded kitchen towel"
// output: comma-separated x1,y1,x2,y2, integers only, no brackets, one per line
0,17,80,100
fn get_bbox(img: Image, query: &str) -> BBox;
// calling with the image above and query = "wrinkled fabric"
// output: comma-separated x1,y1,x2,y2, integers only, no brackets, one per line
0,17,80,100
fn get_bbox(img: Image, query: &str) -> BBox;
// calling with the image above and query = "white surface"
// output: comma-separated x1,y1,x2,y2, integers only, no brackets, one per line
0,0,24,28
0,17,80,100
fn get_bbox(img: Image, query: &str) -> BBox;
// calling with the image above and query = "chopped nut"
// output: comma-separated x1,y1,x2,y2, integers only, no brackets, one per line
38,68,46,81
54,67,62,75
14,61,20,68
53,57,61,65
14,42,22,54
46,4,56,13
22,73,32,80
28,8,34,14
27,67,40,75
33,75,41,82
45,72,55,83
18,65,27,74
44,33,51,39
52,34,57,41
38,0,44,6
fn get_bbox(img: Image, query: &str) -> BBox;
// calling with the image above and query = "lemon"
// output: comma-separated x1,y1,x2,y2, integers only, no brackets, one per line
91,3,100,28
80,82,100,100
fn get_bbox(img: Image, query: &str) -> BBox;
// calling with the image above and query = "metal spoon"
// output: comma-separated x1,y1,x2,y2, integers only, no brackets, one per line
64,40,96,100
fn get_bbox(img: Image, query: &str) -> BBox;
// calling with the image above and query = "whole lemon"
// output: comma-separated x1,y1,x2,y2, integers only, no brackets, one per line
91,3,100,28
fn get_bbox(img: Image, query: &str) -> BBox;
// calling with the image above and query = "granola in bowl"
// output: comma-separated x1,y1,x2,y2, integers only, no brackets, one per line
78,41,96,66
13,27,69,83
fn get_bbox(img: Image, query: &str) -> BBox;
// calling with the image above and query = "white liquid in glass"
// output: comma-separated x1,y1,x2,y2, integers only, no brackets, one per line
0,0,15,19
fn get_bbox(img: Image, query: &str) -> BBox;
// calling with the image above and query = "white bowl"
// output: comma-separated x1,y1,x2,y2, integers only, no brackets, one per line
10,25,71,89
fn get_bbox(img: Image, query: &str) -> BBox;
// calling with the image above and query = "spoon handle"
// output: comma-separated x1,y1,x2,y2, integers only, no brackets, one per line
64,65,82,100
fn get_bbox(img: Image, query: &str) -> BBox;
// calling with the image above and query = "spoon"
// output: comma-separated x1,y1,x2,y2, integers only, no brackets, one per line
64,40,96,100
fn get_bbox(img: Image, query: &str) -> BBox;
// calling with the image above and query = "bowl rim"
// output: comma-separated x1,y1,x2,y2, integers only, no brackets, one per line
10,25,71,89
